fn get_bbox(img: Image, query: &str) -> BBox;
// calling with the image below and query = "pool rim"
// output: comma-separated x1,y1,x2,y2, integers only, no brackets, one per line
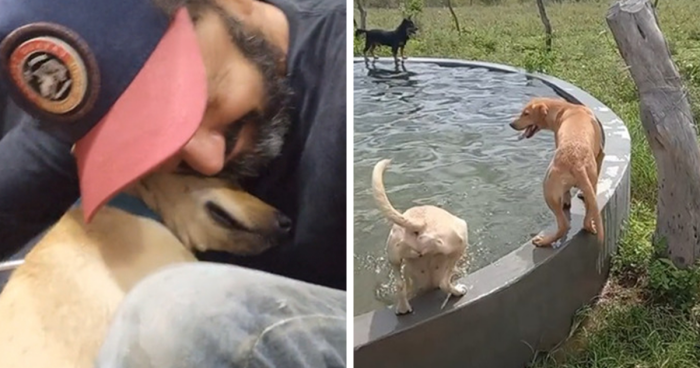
353,57,631,365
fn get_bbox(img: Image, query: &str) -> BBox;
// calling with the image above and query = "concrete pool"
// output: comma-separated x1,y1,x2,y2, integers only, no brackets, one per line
354,58,563,316
353,57,631,368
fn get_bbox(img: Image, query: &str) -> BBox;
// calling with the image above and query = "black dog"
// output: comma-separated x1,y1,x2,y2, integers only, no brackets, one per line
355,18,418,63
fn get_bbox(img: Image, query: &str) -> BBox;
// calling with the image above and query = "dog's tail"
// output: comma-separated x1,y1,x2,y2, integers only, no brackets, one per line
355,29,367,37
372,159,425,233
573,167,605,248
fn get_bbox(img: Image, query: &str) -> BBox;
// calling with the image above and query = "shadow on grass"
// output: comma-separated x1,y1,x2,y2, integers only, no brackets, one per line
530,203,700,368
531,296,700,368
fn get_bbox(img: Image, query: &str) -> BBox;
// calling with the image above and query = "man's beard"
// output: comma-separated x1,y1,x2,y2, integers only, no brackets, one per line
180,2,293,181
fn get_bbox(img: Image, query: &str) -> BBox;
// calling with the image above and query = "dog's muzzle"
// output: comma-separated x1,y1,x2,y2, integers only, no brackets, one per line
274,211,292,239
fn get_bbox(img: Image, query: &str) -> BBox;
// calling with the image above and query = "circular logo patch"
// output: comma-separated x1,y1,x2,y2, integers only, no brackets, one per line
0,22,99,122
8,36,88,115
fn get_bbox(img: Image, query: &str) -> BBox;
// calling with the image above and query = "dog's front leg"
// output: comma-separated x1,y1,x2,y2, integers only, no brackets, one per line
362,42,371,61
393,262,412,315
400,46,407,60
387,237,412,315
391,46,399,64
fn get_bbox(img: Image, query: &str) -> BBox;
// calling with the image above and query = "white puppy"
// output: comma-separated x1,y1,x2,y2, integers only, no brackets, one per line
372,159,469,315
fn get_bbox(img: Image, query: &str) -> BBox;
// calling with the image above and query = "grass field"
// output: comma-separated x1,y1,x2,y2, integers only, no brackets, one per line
354,0,700,366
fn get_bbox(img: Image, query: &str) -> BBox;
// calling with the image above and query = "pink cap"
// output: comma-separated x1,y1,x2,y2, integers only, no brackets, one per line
73,8,207,222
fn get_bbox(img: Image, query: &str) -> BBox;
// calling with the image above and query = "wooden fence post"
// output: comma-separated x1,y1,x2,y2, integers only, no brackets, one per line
606,0,700,267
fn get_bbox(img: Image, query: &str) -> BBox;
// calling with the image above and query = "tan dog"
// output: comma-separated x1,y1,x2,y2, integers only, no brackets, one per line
510,97,605,248
0,172,289,368
372,159,468,315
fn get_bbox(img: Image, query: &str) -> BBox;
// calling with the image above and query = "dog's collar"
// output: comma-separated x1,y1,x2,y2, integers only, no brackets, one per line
74,193,163,223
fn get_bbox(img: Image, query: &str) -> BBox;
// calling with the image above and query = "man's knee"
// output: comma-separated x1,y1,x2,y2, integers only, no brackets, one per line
119,262,345,317
96,262,346,367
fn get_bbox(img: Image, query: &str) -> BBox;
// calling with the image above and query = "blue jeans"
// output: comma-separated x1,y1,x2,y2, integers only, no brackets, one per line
95,263,346,368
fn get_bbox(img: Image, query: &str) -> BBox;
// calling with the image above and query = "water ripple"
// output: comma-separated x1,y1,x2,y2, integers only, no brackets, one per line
353,61,561,315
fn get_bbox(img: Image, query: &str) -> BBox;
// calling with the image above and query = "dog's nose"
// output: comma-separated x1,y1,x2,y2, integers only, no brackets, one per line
276,212,292,233
509,122,516,129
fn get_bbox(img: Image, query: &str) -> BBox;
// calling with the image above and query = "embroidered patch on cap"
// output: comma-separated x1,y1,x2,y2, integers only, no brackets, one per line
0,23,100,122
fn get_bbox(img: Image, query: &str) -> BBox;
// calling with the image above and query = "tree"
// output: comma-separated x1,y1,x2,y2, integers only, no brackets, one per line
446,0,460,34
535,0,553,52
606,0,700,267
356,0,367,30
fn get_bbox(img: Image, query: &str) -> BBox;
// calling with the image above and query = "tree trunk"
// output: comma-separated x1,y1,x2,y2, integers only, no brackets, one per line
446,0,461,33
535,0,553,52
606,0,700,268
356,0,367,30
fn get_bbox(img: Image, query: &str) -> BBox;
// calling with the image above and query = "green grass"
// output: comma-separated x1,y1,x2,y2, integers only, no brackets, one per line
529,203,700,367
354,0,700,366
533,299,700,368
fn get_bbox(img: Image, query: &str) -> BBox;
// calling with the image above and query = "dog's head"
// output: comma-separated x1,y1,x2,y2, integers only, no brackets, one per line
400,17,418,37
509,98,551,140
134,173,291,255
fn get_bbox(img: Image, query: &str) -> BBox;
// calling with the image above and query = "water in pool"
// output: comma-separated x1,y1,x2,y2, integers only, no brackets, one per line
354,60,562,316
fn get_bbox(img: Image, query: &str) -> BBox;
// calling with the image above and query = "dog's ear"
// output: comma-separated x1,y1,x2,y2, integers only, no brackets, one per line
534,102,549,117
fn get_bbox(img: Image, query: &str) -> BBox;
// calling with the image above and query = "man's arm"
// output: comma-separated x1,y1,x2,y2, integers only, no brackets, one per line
0,99,80,260
289,27,347,289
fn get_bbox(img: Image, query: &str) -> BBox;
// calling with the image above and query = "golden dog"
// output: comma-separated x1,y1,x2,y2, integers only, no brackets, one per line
510,97,605,248
0,172,289,368
372,159,468,315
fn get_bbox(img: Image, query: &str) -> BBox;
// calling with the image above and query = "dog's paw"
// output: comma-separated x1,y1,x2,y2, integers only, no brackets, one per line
533,235,554,248
395,303,413,315
584,219,597,235
453,283,469,296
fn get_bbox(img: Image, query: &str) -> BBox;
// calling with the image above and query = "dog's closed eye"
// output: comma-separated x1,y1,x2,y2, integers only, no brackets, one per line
205,201,248,232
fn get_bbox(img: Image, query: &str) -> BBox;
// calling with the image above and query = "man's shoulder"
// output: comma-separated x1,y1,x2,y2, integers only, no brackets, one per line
269,0,344,52
271,0,344,100
287,0,345,18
